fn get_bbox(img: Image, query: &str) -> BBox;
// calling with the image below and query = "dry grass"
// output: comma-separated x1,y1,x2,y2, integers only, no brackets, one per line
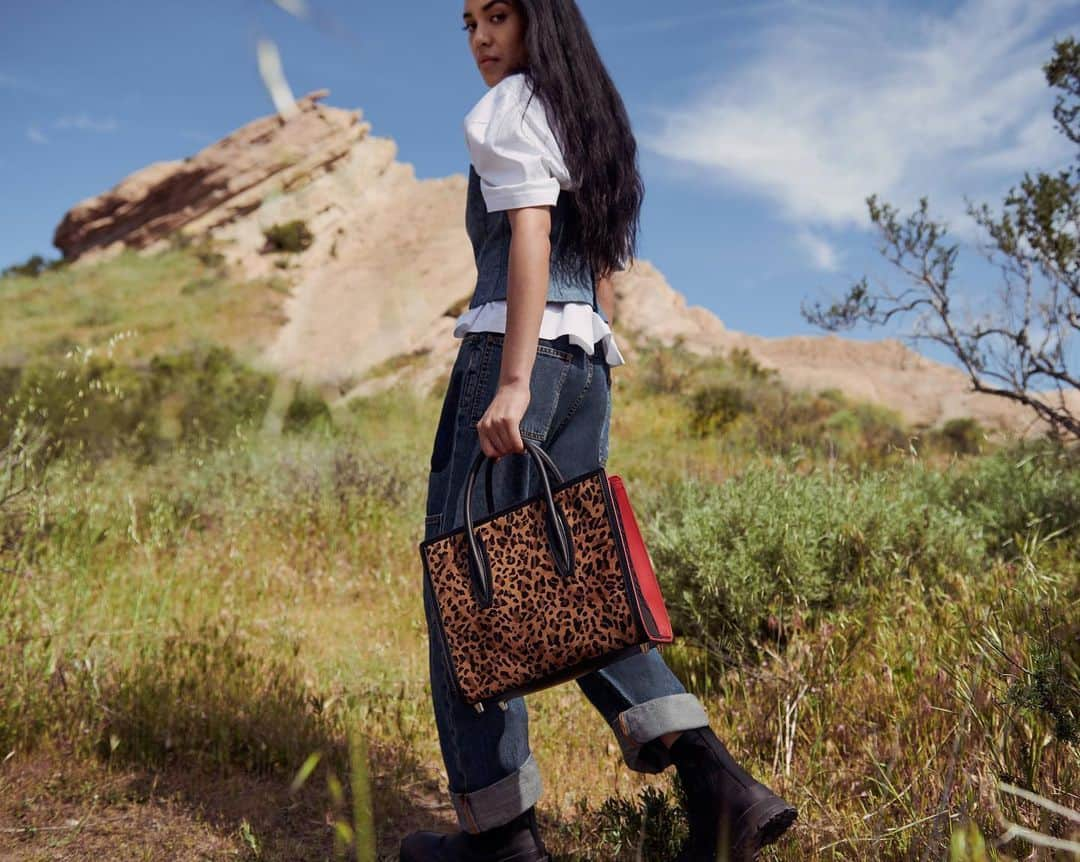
0,240,289,367
1,249,1077,860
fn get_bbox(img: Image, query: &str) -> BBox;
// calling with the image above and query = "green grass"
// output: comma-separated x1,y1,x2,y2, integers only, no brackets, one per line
0,237,289,366
1,245,1077,860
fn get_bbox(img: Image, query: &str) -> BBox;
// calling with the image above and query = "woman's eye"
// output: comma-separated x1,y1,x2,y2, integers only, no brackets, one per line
490,13,505,23
461,22,475,32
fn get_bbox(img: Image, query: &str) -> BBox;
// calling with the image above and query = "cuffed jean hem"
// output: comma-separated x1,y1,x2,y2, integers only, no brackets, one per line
612,693,710,774
450,752,543,834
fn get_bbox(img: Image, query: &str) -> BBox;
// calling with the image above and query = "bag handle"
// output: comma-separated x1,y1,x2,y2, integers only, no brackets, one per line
463,439,573,608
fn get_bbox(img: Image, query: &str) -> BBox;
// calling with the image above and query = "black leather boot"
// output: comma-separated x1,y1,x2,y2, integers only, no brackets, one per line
669,727,797,862
399,805,550,862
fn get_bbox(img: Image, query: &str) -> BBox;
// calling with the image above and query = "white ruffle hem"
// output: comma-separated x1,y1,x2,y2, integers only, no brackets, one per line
453,301,626,367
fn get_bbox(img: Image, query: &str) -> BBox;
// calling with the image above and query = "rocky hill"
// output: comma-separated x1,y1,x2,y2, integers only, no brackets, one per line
56,89,1073,436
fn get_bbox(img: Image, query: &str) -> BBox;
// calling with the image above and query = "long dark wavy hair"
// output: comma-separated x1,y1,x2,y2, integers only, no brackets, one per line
515,0,643,281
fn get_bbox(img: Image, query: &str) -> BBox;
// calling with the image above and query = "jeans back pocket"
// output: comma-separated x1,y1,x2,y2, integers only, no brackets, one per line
468,336,574,444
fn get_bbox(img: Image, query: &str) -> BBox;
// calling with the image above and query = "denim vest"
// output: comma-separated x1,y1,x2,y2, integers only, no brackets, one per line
464,165,607,323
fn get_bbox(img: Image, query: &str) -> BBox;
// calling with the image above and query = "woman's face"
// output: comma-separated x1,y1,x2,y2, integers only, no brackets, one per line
462,0,528,87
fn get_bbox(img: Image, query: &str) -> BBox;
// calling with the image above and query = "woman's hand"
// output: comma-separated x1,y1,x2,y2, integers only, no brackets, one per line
477,380,531,459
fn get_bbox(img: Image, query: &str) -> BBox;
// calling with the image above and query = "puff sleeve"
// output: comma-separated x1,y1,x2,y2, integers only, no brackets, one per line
464,73,574,213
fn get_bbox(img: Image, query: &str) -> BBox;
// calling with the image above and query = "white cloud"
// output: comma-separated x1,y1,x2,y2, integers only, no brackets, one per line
643,0,1078,239
796,229,841,271
53,112,119,133
26,125,48,145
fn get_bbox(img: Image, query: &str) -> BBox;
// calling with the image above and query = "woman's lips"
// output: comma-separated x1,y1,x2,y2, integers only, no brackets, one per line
480,57,498,66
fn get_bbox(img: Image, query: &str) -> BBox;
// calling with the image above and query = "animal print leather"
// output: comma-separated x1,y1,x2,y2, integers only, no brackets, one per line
420,469,644,704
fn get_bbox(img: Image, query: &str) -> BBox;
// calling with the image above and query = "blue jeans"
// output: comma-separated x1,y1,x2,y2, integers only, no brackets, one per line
421,331,709,833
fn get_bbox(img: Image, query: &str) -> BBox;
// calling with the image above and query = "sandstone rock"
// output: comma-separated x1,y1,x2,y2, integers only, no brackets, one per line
54,89,366,261
51,90,1077,438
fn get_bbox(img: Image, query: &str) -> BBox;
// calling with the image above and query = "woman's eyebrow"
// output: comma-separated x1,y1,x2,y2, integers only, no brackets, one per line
462,0,509,19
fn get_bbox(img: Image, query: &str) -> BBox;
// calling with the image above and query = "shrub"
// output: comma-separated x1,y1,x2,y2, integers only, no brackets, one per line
75,304,121,327
727,346,775,381
148,345,275,446
0,345,277,464
687,383,752,436
649,463,980,661
1006,607,1080,744
194,246,226,268
0,619,344,775
930,417,987,455
593,783,687,861
262,219,314,253
945,441,1080,552
179,276,219,295
1,350,162,464
283,384,333,434
1,253,66,278
635,335,697,396
822,402,909,461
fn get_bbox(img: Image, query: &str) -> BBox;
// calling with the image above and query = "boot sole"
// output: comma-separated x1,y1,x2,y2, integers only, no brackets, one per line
734,798,797,860
400,856,550,862
399,845,550,862
400,854,550,862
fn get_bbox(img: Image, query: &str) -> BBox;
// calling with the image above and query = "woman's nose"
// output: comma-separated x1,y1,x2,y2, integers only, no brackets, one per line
473,26,492,48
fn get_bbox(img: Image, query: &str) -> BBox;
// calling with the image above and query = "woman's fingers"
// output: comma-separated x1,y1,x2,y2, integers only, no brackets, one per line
478,416,508,460
478,416,525,460
477,383,531,459
492,418,519,458
478,422,500,459
505,419,525,454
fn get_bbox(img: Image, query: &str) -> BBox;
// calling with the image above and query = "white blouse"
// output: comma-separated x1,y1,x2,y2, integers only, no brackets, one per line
458,72,626,367
453,301,626,366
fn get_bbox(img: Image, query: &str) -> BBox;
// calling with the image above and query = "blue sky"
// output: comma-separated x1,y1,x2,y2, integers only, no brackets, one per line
2,0,1077,363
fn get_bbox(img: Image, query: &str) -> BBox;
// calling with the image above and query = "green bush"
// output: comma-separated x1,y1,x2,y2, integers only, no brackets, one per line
1,252,67,278
727,346,775,381
283,384,333,434
195,247,226,268
148,345,275,446
179,276,219,295
822,402,909,460
0,346,276,464
649,463,981,661
262,219,314,253
945,441,1080,552
929,417,986,455
1006,607,1080,744
647,440,1079,665
75,303,121,327
1,352,162,464
592,784,687,861
688,383,752,436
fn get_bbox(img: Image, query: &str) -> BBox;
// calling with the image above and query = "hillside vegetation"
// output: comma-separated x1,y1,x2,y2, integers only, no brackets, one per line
1,245,1077,861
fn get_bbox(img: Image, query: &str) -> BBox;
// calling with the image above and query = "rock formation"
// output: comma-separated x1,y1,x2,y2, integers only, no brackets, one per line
54,90,363,260
54,89,1077,437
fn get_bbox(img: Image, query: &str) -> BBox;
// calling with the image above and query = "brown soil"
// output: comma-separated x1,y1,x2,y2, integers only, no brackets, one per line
0,745,455,862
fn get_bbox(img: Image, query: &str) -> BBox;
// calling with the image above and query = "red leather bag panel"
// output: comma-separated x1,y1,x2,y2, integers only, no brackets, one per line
607,475,674,643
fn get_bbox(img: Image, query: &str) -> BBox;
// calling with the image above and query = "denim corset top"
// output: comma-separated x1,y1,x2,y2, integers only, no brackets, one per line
464,165,602,319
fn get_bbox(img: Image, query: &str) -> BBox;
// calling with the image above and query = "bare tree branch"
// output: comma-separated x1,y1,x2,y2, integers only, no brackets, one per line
802,37,1080,441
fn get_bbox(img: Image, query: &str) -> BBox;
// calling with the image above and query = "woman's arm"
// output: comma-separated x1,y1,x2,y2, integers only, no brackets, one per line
475,204,552,460
596,272,616,325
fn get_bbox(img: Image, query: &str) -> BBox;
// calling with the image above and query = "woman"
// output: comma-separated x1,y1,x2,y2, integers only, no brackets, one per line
400,1,797,860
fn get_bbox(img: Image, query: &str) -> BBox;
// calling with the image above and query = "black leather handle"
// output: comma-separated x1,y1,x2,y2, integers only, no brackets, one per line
463,439,572,607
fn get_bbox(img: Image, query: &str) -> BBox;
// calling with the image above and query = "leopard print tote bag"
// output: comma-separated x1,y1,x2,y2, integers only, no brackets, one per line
419,439,674,712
